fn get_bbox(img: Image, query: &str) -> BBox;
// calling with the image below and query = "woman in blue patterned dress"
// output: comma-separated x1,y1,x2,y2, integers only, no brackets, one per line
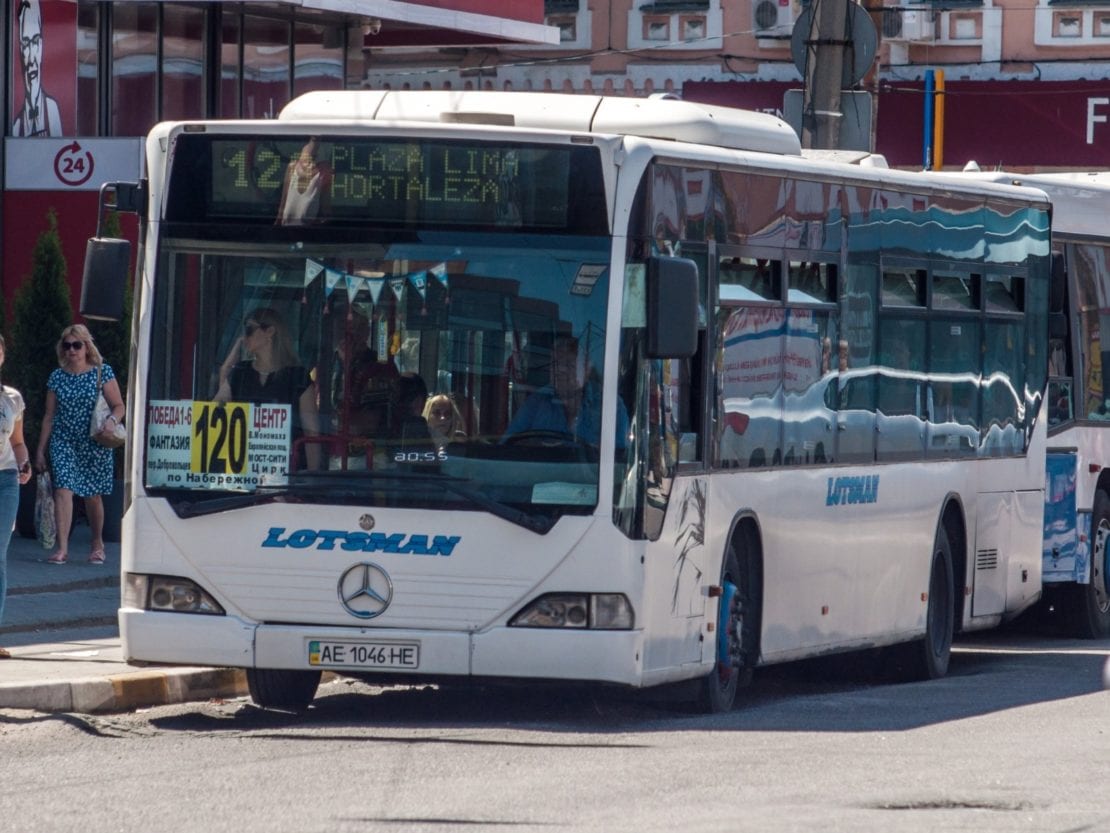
34,324,124,565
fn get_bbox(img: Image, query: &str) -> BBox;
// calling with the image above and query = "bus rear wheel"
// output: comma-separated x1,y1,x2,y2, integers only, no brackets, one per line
891,525,954,681
1070,490,1110,638
246,668,322,712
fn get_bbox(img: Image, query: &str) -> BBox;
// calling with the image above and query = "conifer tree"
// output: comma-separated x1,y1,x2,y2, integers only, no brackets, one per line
8,209,75,450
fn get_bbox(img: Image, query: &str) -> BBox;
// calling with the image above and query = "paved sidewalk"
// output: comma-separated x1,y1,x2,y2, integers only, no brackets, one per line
1,522,247,713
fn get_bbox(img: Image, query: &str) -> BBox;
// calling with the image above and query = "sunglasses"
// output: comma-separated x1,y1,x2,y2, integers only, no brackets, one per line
62,341,84,351
244,322,270,337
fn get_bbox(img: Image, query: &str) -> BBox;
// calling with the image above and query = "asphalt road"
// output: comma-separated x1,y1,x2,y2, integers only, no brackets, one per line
2,626,1107,833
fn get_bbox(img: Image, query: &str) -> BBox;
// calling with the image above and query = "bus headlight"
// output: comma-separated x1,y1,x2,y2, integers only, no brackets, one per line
124,574,225,615
510,593,634,630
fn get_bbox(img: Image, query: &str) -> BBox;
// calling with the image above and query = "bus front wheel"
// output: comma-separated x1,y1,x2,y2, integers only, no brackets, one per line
698,538,758,713
1070,491,1110,638
246,668,322,712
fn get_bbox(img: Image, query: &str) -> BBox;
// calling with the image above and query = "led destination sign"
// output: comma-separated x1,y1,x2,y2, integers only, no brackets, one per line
166,135,605,232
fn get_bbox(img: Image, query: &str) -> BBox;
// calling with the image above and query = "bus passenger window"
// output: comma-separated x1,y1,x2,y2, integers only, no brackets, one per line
788,262,836,304
882,270,925,307
719,256,781,303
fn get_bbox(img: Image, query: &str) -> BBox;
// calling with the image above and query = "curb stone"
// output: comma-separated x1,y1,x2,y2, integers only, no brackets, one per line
0,667,249,713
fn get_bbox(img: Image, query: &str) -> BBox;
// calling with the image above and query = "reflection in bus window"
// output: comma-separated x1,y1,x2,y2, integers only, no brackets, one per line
876,318,926,461
780,309,836,466
927,318,980,457
981,320,1024,455
716,306,783,468
1071,243,1110,418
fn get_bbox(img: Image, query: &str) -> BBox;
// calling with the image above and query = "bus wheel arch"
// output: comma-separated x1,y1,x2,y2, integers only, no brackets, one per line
698,514,763,713
941,497,968,636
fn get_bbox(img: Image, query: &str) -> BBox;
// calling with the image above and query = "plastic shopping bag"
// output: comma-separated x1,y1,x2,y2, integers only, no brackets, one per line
35,471,56,550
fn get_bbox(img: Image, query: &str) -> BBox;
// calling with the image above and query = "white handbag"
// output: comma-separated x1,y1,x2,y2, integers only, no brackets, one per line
90,365,126,449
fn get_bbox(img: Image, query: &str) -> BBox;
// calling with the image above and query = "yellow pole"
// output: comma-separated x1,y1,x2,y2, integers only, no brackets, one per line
933,70,945,170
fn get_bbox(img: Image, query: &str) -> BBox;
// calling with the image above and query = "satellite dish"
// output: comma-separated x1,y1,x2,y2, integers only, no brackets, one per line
790,0,878,88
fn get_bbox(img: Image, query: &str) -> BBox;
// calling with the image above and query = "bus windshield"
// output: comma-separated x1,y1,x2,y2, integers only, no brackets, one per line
145,230,614,526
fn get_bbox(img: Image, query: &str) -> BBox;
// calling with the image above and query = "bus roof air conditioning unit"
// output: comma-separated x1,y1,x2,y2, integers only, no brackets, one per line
754,0,793,37
884,7,935,42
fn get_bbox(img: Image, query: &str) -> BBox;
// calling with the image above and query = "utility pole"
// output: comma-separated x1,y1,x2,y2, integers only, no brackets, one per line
801,0,849,149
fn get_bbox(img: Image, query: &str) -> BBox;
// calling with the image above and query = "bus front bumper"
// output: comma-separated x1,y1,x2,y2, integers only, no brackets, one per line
120,610,645,687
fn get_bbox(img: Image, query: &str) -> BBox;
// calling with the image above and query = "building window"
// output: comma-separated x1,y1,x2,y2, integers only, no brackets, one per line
219,12,241,119
111,3,158,136
1097,12,1110,34
243,15,290,119
77,2,98,135
645,16,670,39
161,4,205,122
1054,12,1082,35
951,13,980,38
550,15,577,40
294,20,344,98
682,16,706,40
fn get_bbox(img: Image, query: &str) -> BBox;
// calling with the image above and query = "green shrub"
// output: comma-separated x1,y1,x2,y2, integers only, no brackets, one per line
8,209,74,451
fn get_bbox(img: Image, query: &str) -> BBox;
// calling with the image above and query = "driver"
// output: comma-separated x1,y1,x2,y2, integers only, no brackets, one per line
503,335,627,447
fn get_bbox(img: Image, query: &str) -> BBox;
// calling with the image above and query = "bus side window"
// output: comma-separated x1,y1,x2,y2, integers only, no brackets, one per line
1048,379,1073,425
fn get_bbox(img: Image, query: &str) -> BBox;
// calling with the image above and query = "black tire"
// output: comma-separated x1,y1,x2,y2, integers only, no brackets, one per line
893,525,954,681
1069,490,1110,638
698,537,758,713
246,668,321,712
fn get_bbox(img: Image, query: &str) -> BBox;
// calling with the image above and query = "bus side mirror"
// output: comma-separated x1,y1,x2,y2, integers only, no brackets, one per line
647,256,698,359
80,237,130,321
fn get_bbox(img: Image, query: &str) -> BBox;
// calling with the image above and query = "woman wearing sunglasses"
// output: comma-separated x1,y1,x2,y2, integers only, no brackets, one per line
215,307,320,469
34,324,123,565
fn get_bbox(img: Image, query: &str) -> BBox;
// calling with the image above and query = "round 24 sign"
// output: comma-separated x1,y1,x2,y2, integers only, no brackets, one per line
53,141,95,187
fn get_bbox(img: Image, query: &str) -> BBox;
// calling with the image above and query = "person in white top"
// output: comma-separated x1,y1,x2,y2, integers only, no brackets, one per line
0,334,34,659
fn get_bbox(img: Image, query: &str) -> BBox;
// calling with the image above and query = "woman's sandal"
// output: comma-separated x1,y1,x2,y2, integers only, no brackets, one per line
46,552,67,565
89,549,106,566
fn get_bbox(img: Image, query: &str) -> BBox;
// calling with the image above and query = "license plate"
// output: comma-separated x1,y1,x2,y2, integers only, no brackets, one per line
308,639,420,669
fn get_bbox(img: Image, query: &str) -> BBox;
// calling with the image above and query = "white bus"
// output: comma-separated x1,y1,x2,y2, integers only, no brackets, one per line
946,169,1110,638
84,92,1053,712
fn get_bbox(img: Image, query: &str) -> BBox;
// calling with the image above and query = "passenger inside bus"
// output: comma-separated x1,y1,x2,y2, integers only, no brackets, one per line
215,306,321,469
324,308,397,437
423,393,468,451
388,373,433,449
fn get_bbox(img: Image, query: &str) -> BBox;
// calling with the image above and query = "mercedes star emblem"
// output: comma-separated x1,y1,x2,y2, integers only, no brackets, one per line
337,562,393,619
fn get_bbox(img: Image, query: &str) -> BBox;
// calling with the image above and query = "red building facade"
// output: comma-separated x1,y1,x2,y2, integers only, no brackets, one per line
1,0,555,318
